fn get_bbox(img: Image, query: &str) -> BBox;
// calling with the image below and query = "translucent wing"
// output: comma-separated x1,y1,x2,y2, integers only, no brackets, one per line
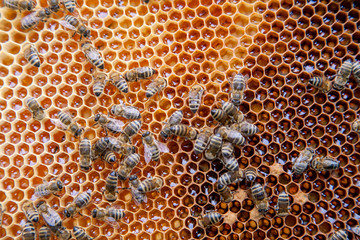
131,187,147,206
125,106,141,116
143,143,152,164
104,217,120,229
50,119,68,130
155,140,169,153
108,118,125,128
34,184,51,197
59,20,77,30
87,48,102,59
41,208,61,227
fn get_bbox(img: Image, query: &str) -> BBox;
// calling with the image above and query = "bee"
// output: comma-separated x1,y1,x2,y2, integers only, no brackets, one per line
62,0,76,12
22,221,36,240
81,41,104,70
92,72,107,97
194,128,212,155
52,226,71,240
128,175,147,205
117,153,140,180
24,44,41,68
79,138,92,171
353,61,360,83
137,177,164,193
22,200,39,223
221,155,239,171
352,118,360,133
26,97,46,121
333,75,347,91
53,110,84,138
351,225,360,236
93,137,110,158
0,203,4,226
48,0,60,12
146,77,167,98
211,109,232,125
122,120,142,139
218,127,246,146
251,183,269,215
198,211,222,228
73,226,92,240
204,133,223,160
292,148,315,176
275,191,289,217
36,201,62,227
221,141,234,158
110,104,141,119
21,7,52,30
170,125,198,140
236,122,259,136
107,137,122,153
311,157,340,172
92,206,125,228
102,150,117,164
4,0,35,11
160,110,183,140
189,84,205,113
142,131,169,163
35,179,64,198
109,73,128,93
94,113,124,135
308,76,332,92
60,15,90,39
221,101,237,117
63,191,92,218
335,60,353,85
218,170,244,186
124,67,157,82
103,171,118,202
39,226,51,240
230,73,246,105
217,184,233,203
244,167,257,183
329,229,348,240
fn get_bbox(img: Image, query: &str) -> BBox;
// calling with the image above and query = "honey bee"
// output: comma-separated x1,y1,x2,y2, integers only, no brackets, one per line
218,170,244,186
92,206,125,228
117,153,140,180
24,44,41,67
308,76,332,92
353,61,360,83
109,73,128,93
221,155,239,171
21,7,52,30
122,120,142,139
81,41,104,70
92,72,107,97
170,125,198,140
311,157,340,172
0,203,4,226
334,60,353,88
93,137,110,158
329,229,348,240
218,127,246,146
221,101,237,117
102,150,117,164
39,225,51,240
48,0,60,12
189,84,205,113
352,118,360,133
36,201,62,227
110,104,141,119
292,148,315,176
230,73,246,105
26,97,46,121
94,113,124,135
146,77,167,98
142,131,169,163
52,226,71,240
62,0,76,12
194,128,213,155
235,122,259,137
333,75,347,91
124,67,157,82
160,110,183,140
198,211,222,228
244,167,257,183
217,184,233,203
73,226,91,240
22,221,36,240
204,133,223,160
137,177,164,193
79,137,92,171
60,15,90,40
103,171,118,202
63,191,92,218
275,191,289,217
53,110,84,138
351,225,360,236
22,200,39,223
221,141,234,158
128,175,147,205
107,137,122,153
34,179,64,198
251,183,269,215
211,109,232,125
4,0,35,11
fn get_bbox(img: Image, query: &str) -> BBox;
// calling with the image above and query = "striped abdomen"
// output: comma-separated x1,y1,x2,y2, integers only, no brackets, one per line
113,77,128,93
58,111,72,126
233,73,246,91
39,226,51,240
22,221,36,240
105,171,118,192
73,226,91,240
25,45,41,67
74,192,91,208
64,0,76,12
64,14,78,26
138,67,156,80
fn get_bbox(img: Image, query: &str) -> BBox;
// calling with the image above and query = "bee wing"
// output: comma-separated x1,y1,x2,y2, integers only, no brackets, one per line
50,119,68,130
143,143,152,164
131,188,147,206
108,119,125,127
42,208,60,227
87,48,102,59
104,217,120,229
155,140,169,153
59,20,77,30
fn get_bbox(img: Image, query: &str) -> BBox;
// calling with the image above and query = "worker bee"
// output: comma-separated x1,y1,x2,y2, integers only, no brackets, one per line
329,229,348,240
79,138,92,170
311,157,340,172
198,211,222,228
117,153,140,180
34,179,64,198
26,97,46,121
236,122,260,136
93,137,110,158
221,101,237,117
142,131,169,163
73,226,91,240
351,225,360,236
353,61,360,83
292,148,315,176
48,0,60,12
22,221,36,240
217,184,233,203
103,171,118,202
52,226,71,240
62,0,76,12
221,155,239,171
137,177,164,193
4,0,35,11
194,128,213,155
81,41,104,70
107,137,122,153
189,84,205,113
145,77,167,98
36,201,62,227
251,183,269,215
92,72,107,97
53,110,84,138
218,170,244,186
39,226,51,240
221,141,234,158
352,118,360,133
102,150,117,164
124,67,157,82
333,60,352,90
218,127,246,146
170,125,198,140
0,203,4,226
63,191,92,218
110,104,141,119
244,167,257,183
160,110,183,140
21,7,52,30
94,113,124,135
60,15,90,40
22,200,39,223
128,175,147,205
211,109,232,125
308,76,332,92
275,191,290,217
122,120,142,140
109,73,128,93
230,72,247,105
24,44,41,68
92,206,125,228
333,75,347,91
204,133,223,160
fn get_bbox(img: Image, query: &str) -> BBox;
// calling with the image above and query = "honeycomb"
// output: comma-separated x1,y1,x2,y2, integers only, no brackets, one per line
0,0,360,239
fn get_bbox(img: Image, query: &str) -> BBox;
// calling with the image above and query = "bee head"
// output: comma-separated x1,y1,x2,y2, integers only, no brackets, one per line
84,29,91,39
142,131,151,138
217,184,224,190
81,165,91,171
44,8,52,16
92,209,98,218
63,208,71,218
129,175,138,181
57,181,64,190
94,113,101,122
36,201,45,209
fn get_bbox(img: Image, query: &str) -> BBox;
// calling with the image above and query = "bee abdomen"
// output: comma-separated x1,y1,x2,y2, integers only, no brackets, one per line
65,14,78,26
138,67,156,79
93,81,105,97
251,183,266,200
64,0,76,12
26,46,41,67
309,77,322,87
329,229,348,240
103,150,116,163
189,98,201,113
233,73,246,91
222,156,239,171
105,171,118,191
39,226,51,240
73,226,91,240
22,221,36,240
79,138,91,156
58,111,72,125
145,88,157,98
113,78,128,93
35,185,51,197
75,192,91,208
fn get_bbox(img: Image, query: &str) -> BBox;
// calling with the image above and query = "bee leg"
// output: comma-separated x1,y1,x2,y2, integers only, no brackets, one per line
105,128,109,136
53,193,61,197
78,212,84,216
72,31,77,38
